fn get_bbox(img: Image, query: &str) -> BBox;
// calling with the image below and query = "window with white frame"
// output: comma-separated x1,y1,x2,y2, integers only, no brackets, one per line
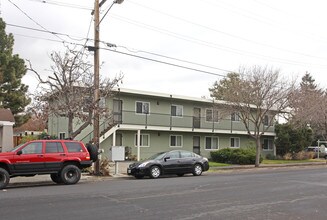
136,101,150,114
206,109,219,122
134,134,150,147
230,137,240,148
171,105,183,117
263,138,274,151
231,112,240,121
205,137,219,150
170,135,183,147
264,115,269,126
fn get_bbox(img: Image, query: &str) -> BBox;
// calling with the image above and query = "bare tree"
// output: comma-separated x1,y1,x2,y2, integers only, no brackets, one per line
28,49,122,139
210,66,295,167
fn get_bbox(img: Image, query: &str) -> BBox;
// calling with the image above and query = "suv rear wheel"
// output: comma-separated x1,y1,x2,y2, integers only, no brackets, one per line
60,165,81,185
0,168,10,189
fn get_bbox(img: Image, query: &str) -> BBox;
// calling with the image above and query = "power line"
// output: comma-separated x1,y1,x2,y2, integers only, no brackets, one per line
25,0,92,11
6,1,327,68
6,22,231,73
101,47,229,77
6,0,64,41
7,23,88,42
114,44,231,73
129,0,326,61
110,14,327,68
10,31,230,78
9,22,327,69
202,0,327,44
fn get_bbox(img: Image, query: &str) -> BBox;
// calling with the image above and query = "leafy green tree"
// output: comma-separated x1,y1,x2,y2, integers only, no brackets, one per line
0,18,30,126
209,72,240,100
275,123,313,155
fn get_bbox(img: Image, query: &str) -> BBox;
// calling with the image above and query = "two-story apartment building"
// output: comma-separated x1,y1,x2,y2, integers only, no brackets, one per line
48,88,276,160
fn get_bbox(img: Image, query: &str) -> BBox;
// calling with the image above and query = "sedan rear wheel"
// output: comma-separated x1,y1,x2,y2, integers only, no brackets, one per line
149,166,161,179
192,164,203,176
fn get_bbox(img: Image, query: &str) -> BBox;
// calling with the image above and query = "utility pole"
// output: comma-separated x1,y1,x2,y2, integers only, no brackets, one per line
92,0,124,175
93,0,100,175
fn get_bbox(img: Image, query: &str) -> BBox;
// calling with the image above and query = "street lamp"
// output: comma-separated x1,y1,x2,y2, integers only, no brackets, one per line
93,0,123,175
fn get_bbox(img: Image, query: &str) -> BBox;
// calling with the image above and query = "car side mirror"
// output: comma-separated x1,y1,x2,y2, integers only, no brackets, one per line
164,157,170,162
17,150,22,155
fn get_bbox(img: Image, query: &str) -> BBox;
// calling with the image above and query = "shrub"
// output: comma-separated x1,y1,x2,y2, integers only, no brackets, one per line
266,153,276,160
20,135,38,144
210,147,262,165
210,148,234,163
283,153,293,160
291,151,315,160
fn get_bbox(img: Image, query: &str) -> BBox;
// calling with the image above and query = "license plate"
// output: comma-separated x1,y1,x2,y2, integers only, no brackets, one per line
127,169,131,174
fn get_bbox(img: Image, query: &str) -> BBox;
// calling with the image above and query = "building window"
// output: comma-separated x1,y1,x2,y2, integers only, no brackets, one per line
59,132,66,140
171,105,183,117
99,97,106,108
230,137,240,148
264,115,269,126
263,138,274,151
135,134,150,147
205,137,219,150
136,101,150,114
170,135,183,147
206,109,219,122
231,112,240,121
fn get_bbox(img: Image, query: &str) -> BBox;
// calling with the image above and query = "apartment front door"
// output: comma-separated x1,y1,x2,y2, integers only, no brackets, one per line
193,107,201,128
113,99,122,124
193,136,200,155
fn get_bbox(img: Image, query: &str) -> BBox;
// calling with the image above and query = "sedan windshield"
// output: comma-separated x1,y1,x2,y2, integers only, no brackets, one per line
147,152,166,160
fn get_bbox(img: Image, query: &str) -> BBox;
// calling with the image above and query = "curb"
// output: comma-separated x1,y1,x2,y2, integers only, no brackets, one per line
210,162,327,170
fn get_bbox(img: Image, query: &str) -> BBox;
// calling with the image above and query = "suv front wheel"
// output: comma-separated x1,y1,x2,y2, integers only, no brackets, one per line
0,168,10,189
50,173,63,184
60,165,81,185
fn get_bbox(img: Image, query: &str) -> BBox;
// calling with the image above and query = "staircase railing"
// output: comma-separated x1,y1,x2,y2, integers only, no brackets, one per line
80,118,117,143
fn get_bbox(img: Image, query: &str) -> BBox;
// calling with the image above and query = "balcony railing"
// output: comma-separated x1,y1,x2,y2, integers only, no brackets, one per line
117,110,274,132
79,110,275,143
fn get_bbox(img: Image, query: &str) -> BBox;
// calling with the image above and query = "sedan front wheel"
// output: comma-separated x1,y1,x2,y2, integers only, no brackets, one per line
192,164,203,176
149,166,161,179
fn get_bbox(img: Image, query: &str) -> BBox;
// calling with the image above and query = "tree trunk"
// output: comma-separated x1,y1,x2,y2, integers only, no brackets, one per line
68,113,73,139
255,137,261,167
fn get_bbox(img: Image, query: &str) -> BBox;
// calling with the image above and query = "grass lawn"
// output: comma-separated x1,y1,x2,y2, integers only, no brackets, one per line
209,161,230,167
209,159,326,167
262,159,326,164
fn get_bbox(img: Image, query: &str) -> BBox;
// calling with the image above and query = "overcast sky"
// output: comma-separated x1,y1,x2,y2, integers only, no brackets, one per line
2,0,327,98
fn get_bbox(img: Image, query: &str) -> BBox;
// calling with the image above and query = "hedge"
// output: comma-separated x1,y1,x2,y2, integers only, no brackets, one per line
210,147,263,165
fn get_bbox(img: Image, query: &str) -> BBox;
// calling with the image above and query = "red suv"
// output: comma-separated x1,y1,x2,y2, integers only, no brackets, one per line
0,140,98,189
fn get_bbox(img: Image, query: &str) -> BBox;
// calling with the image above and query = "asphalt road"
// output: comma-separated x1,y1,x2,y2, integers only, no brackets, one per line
1,166,327,220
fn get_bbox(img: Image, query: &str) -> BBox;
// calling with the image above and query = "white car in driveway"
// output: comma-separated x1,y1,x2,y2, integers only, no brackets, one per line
305,146,327,159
